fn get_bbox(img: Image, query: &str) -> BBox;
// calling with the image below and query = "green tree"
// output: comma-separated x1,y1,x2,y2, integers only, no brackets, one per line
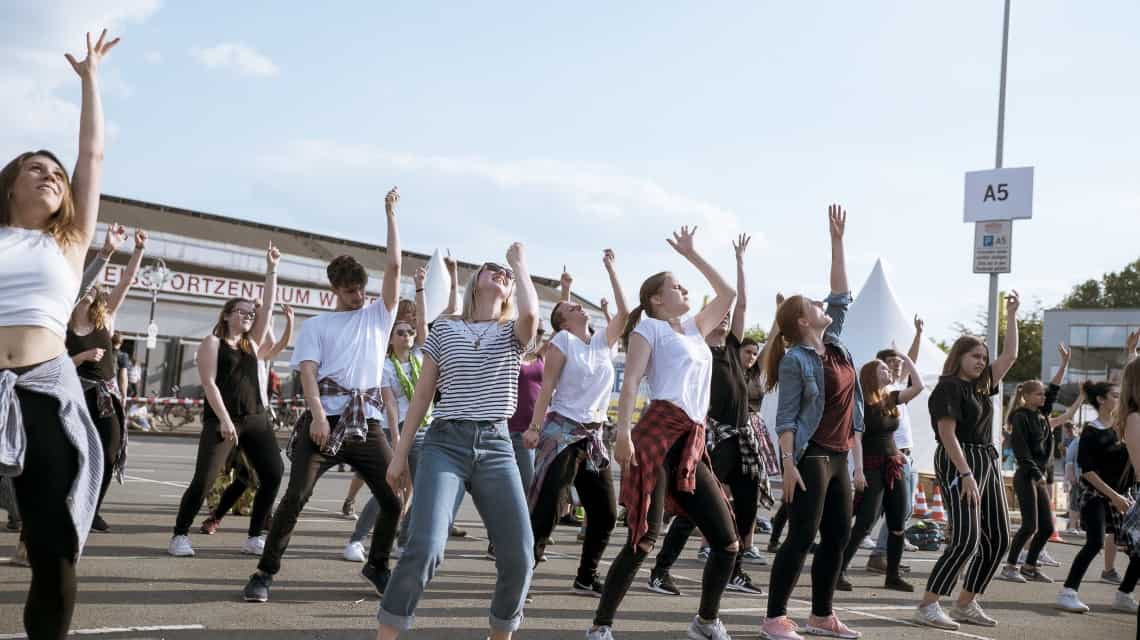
951,291,1042,383
743,325,768,343
1061,258,1140,309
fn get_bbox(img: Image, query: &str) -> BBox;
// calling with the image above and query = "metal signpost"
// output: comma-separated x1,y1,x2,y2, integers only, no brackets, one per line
137,258,173,396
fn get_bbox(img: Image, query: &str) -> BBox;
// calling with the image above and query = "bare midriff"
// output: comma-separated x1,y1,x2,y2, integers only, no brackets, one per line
0,326,67,368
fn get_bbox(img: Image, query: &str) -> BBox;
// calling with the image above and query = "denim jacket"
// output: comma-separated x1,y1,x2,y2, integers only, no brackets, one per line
774,291,865,463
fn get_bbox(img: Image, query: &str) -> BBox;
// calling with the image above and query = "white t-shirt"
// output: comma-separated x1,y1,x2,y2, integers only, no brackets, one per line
548,329,617,425
381,347,424,427
290,299,396,421
889,380,914,450
632,316,711,423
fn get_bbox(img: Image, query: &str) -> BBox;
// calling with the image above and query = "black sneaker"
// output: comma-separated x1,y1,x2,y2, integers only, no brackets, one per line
361,563,391,596
91,514,109,532
573,575,604,597
559,513,583,527
4,519,19,532
766,540,780,554
836,572,853,591
647,568,682,596
243,571,272,603
884,574,915,592
726,570,765,595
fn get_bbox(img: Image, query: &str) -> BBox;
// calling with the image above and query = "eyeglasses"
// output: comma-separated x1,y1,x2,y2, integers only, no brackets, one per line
234,310,257,320
482,262,515,281
394,329,416,337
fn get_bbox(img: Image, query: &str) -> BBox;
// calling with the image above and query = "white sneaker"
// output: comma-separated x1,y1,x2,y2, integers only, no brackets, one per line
241,535,266,556
1113,590,1139,613
168,535,195,557
912,602,959,630
687,616,731,640
343,540,366,563
903,540,918,552
998,564,1027,583
740,545,768,565
1055,588,1089,613
1037,550,1061,567
858,536,876,550
949,600,997,627
586,625,614,640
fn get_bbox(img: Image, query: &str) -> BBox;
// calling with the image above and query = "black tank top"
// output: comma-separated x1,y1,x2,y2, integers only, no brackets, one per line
205,338,263,422
66,326,115,381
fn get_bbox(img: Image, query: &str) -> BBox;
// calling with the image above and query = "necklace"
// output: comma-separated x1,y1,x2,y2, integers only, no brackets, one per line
463,320,496,350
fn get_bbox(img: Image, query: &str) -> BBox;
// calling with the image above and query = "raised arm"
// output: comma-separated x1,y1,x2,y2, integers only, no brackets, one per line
991,291,1020,384
895,353,925,404
249,242,280,346
382,187,402,313
668,226,736,337
600,298,611,323
263,304,295,360
559,266,573,303
828,204,848,295
1050,343,1072,387
106,229,146,317
1048,388,1084,429
443,254,460,316
602,249,630,347
63,30,120,268
509,243,539,347
413,267,429,348
730,234,750,341
78,223,125,300
907,315,924,364
1126,329,1139,365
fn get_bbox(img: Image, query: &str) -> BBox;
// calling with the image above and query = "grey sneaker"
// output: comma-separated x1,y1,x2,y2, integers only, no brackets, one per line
687,616,731,640
1113,590,1139,613
949,600,997,627
586,625,614,640
998,564,1027,583
912,603,959,630
1102,568,1123,584
1019,566,1054,583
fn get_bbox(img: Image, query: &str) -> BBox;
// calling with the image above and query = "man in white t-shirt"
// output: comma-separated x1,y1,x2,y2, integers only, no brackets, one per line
243,188,405,604
866,318,924,572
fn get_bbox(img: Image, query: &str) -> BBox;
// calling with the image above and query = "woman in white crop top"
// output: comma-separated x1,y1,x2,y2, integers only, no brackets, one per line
522,249,629,596
589,226,739,640
0,30,120,640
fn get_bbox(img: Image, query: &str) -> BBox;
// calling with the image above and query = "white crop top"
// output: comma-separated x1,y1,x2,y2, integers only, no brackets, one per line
0,227,80,338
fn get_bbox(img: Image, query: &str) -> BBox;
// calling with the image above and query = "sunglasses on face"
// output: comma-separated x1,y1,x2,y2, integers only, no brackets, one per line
234,310,257,320
482,262,515,281
394,329,416,337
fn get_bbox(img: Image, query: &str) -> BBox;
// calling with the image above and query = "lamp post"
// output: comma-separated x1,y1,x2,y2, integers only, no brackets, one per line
137,258,173,396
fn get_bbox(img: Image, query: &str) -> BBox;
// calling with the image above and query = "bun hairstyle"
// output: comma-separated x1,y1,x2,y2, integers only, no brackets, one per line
762,295,810,393
1082,380,1115,411
1004,379,1045,430
621,272,670,348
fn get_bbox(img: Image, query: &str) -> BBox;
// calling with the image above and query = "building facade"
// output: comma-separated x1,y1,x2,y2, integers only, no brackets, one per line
1041,308,1140,383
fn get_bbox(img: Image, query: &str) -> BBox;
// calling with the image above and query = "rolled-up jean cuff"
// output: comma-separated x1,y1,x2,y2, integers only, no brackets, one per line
377,608,414,632
490,612,523,633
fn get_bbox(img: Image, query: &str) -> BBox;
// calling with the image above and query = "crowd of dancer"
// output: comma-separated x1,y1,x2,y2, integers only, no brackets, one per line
2,31,1139,640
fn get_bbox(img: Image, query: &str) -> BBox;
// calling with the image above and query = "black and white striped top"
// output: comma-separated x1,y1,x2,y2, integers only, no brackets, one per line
423,318,526,422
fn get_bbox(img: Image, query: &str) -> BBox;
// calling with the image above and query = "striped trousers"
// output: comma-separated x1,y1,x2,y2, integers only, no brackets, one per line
926,443,1010,597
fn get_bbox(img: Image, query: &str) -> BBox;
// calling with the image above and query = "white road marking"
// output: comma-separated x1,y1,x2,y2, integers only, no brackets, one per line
0,624,205,638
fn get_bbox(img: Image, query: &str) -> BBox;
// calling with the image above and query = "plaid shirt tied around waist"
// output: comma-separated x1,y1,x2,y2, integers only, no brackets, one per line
706,415,764,480
285,378,383,459
78,376,128,483
528,413,609,510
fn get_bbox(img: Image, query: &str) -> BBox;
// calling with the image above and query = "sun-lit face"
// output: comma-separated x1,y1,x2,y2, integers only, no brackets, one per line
875,361,892,387
651,274,690,319
739,343,760,369
10,154,67,222
333,284,367,311
554,301,589,333
226,300,257,334
958,345,989,381
477,262,515,299
799,298,832,331
1023,384,1047,409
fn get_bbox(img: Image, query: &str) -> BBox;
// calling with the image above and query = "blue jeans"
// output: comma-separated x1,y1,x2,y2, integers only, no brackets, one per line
352,428,427,545
872,452,917,556
511,430,535,494
379,420,534,633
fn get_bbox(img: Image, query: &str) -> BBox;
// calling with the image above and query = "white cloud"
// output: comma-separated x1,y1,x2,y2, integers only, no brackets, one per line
189,43,278,77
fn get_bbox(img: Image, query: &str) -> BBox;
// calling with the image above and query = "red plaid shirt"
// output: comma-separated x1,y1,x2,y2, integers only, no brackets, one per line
620,400,710,547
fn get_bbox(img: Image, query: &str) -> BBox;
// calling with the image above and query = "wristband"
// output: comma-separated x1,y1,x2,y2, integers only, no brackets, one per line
416,288,425,293
958,470,973,479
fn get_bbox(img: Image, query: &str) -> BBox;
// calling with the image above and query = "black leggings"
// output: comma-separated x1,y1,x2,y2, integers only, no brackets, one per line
594,437,738,627
654,436,760,575
770,503,788,544
1064,497,1140,592
173,414,284,538
83,387,122,517
766,443,852,619
1008,467,1053,566
841,460,907,577
11,387,80,640
530,440,617,582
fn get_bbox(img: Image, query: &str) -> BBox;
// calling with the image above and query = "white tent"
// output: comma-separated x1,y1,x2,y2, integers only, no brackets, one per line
760,259,946,474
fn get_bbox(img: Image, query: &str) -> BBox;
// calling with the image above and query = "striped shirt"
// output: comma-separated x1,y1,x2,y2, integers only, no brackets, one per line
423,318,525,422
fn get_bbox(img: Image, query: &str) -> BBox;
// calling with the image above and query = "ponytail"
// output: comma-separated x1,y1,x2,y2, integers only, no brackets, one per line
1083,380,1114,411
1004,382,1027,433
762,330,787,393
621,305,645,349
762,295,809,393
622,271,671,350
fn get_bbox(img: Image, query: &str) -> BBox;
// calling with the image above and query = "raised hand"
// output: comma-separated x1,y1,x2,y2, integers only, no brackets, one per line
602,248,616,271
733,234,751,260
666,225,698,257
444,254,458,273
414,267,427,288
914,315,925,334
102,223,127,254
600,298,610,313
65,29,120,79
266,242,281,269
133,228,148,251
560,265,573,290
828,204,846,240
1058,342,1072,363
506,242,525,267
281,303,294,321
385,187,399,215
1127,329,1140,355
1005,289,1021,317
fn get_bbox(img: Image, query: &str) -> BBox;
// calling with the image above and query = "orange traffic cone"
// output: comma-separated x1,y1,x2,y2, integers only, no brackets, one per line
913,484,928,518
929,485,946,523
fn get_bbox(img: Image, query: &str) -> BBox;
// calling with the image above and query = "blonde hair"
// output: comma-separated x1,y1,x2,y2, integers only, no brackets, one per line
455,264,516,324
1004,379,1045,432
1113,359,1140,439
87,286,111,330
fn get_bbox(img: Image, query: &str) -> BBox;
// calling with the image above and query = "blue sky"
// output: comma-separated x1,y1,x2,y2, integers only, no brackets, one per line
4,1,1138,342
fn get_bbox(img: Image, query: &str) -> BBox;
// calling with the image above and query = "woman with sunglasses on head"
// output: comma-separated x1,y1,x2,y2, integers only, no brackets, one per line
522,249,629,596
168,243,284,559
0,30,119,639
760,205,863,640
66,226,147,533
380,246,539,640
588,226,738,640
912,293,1020,630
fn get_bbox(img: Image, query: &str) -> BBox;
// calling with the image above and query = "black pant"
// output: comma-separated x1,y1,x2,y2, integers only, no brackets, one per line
11,388,80,640
83,387,122,517
842,460,907,577
259,416,402,575
1064,497,1140,592
771,502,788,544
654,436,760,575
530,440,617,582
594,437,737,627
926,444,1009,597
1008,466,1053,566
173,414,283,538
766,443,852,618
